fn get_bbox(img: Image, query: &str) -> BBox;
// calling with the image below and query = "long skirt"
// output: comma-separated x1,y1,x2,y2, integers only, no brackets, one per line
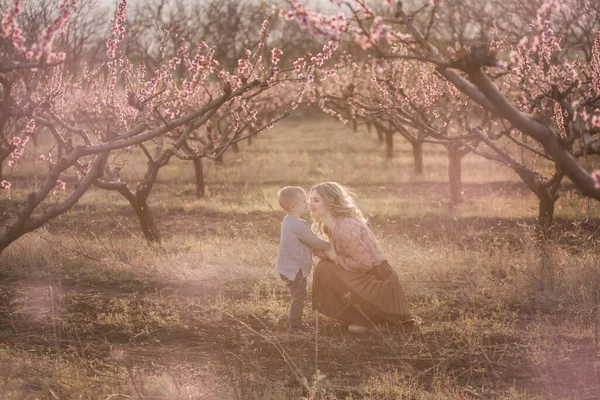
312,260,412,326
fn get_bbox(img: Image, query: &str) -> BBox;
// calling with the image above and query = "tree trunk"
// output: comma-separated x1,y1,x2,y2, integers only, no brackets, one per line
120,153,170,244
231,142,239,153
193,158,205,198
247,136,253,146
132,198,160,243
115,183,161,243
448,145,463,205
377,129,384,142
412,141,423,175
385,131,394,158
537,196,555,240
215,153,224,164
0,150,12,180
0,152,110,255
366,121,374,135
537,195,556,291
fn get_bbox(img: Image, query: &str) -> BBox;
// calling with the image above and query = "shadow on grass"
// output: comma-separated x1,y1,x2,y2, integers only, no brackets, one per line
1,272,599,399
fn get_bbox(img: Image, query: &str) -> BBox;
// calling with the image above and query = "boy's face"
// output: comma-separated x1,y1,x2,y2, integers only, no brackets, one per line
290,193,308,215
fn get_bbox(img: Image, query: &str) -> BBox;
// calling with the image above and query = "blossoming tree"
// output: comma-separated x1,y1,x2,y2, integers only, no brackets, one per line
314,51,493,204
281,0,600,288
282,0,600,206
0,0,325,251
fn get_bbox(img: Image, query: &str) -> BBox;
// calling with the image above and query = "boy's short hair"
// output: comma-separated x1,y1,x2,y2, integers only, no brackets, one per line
278,186,306,212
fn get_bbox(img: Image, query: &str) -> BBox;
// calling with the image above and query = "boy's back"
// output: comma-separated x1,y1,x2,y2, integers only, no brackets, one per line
276,214,329,281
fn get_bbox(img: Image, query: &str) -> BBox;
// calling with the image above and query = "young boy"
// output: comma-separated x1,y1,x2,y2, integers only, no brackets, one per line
275,186,334,333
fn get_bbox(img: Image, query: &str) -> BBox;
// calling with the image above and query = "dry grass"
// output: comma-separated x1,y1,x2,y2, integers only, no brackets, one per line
1,114,600,398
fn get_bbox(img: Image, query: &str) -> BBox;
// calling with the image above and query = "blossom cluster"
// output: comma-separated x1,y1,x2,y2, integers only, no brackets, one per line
281,1,347,41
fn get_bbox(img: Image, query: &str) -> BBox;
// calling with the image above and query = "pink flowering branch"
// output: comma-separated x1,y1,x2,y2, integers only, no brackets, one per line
0,1,326,251
394,1,600,201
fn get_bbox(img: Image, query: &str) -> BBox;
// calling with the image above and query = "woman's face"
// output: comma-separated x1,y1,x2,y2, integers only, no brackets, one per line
309,189,329,220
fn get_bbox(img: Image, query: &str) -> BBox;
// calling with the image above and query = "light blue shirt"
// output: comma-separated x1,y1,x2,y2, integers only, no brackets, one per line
275,214,330,280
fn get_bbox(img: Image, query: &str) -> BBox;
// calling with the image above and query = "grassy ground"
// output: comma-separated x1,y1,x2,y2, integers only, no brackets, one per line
1,114,600,399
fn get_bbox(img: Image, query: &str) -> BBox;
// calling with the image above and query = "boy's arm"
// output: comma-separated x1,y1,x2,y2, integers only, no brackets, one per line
293,221,330,251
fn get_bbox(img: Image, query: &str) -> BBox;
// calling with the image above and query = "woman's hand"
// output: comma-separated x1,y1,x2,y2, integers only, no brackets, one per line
324,247,338,263
314,250,326,259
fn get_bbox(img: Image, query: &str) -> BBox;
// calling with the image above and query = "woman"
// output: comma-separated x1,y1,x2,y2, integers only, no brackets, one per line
309,182,414,333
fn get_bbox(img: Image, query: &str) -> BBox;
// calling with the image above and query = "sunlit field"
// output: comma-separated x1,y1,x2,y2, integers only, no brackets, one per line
1,113,600,399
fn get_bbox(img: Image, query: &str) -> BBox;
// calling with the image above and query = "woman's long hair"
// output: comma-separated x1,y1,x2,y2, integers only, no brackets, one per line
310,182,366,239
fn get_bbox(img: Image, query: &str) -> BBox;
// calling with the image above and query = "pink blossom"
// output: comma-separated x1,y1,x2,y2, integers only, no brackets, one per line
530,36,540,51
26,119,36,133
0,180,11,190
509,51,521,66
39,155,45,161
582,109,590,121
271,48,283,65
592,170,600,189
7,160,15,167
496,60,508,70
592,114,600,128
518,37,528,48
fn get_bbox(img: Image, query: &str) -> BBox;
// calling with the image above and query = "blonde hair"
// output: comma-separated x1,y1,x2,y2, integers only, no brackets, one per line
309,182,366,239
277,186,306,212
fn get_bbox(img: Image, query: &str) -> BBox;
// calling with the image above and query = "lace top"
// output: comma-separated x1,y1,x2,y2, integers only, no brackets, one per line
332,216,387,272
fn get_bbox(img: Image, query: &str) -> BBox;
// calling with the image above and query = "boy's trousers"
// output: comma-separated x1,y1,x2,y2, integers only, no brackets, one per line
280,270,307,330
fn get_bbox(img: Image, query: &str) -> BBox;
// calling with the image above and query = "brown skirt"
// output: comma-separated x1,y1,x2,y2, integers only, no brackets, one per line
312,260,412,326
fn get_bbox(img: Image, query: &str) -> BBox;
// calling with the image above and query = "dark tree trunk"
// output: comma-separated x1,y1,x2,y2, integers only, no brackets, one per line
537,195,557,291
448,145,463,205
537,195,555,241
0,152,110,255
132,198,160,242
0,150,12,180
366,121,374,135
193,158,205,198
412,141,423,175
215,153,224,164
115,182,161,243
231,142,239,153
377,129,384,142
118,152,175,244
247,136,253,146
513,166,562,292
385,131,394,158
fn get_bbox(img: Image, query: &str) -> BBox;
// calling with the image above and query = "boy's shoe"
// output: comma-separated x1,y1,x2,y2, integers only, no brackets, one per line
348,324,369,334
288,324,313,334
